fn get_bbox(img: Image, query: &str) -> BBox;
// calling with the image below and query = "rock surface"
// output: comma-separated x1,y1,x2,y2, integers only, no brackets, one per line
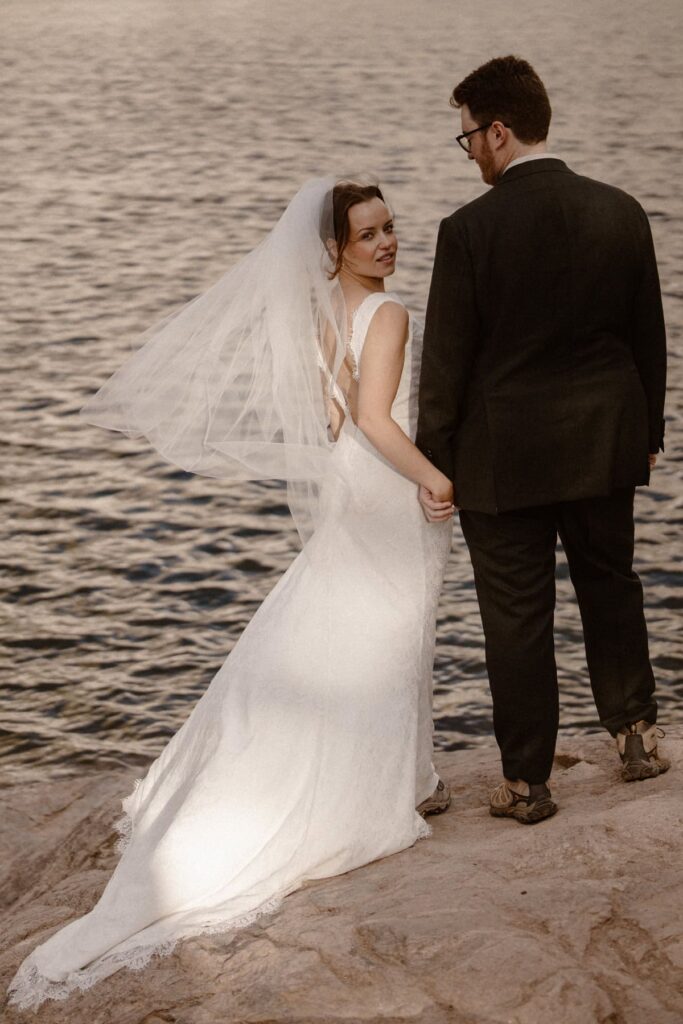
1,730,682,1024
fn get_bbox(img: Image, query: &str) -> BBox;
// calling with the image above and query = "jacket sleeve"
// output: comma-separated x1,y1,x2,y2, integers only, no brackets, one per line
416,215,480,483
631,206,667,453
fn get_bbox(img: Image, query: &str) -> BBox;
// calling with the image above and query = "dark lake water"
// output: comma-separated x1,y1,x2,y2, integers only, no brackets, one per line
1,0,681,783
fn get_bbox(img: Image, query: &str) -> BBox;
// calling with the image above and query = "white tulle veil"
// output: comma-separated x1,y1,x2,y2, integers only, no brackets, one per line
80,175,365,543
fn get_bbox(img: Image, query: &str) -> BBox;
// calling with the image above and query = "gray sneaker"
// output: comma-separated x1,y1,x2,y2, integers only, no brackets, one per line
417,778,451,817
617,721,670,781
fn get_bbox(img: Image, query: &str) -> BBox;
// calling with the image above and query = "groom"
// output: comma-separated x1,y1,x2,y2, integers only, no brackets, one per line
416,56,668,823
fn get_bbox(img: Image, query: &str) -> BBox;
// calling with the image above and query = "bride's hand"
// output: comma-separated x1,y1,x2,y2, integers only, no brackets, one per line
419,479,456,523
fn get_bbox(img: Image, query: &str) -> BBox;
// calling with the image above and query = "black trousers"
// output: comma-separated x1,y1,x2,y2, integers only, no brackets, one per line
459,488,657,784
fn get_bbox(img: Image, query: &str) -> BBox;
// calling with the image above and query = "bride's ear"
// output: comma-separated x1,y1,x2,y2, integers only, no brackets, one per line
325,238,338,262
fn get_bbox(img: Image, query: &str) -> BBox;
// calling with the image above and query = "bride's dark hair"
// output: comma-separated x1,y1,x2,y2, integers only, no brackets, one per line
328,180,385,279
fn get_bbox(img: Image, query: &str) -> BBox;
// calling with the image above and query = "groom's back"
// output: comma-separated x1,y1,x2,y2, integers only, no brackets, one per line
446,158,666,512
464,161,645,370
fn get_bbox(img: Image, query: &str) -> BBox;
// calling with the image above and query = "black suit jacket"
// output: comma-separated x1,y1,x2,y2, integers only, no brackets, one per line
416,158,667,513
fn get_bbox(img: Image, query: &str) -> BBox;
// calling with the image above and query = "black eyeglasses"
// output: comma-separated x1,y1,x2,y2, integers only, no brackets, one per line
455,122,511,153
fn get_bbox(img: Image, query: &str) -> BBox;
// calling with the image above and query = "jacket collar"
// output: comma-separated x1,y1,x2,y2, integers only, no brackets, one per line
497,158,570,185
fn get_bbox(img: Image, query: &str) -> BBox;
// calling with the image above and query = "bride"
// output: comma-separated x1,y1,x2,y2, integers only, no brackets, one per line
7,176,455,1010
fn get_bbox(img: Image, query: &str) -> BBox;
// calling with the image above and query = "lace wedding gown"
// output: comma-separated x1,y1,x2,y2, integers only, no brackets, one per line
8,291,452,1010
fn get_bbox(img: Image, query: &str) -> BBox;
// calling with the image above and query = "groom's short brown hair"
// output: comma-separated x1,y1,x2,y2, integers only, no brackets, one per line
451,56,552,144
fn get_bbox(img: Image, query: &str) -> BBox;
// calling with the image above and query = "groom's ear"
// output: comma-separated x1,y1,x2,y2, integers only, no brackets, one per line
491,120,510,147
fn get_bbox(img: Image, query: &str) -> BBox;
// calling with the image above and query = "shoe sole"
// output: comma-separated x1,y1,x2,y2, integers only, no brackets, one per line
490,799,558,825
622,760,670,782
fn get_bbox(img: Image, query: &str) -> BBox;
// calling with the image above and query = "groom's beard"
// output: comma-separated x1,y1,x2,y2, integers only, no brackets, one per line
478,137,499,186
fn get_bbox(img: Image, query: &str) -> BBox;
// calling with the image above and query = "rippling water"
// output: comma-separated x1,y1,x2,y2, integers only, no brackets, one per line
1,0,681,783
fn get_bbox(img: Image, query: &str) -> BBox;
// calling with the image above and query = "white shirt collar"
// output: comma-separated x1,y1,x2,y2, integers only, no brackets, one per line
503,153,561,174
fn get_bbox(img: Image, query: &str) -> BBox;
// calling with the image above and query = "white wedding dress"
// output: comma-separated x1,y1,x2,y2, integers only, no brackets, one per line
8,291,452,1010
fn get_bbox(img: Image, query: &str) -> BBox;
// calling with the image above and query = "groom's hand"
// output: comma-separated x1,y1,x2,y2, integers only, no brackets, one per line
419,485,456,523
648,453,658,469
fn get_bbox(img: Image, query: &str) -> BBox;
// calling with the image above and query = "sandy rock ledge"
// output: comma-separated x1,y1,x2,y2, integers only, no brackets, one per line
1,729,681,1024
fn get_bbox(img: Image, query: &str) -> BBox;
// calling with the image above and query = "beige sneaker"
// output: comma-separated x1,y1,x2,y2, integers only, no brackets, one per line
489,780,558,824
417,778,451,817
617,721,670,781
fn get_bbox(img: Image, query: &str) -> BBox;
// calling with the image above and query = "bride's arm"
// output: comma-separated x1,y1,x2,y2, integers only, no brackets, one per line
355,302,454,510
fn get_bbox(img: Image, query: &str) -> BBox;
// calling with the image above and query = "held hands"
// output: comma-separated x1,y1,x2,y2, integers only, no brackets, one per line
648,454,657,469
419,478,456,523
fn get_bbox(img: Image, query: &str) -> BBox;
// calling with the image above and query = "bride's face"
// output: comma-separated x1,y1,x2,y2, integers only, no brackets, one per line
343,198,398,278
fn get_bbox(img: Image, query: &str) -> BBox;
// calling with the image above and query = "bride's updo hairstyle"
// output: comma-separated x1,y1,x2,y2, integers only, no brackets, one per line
327,180,385,279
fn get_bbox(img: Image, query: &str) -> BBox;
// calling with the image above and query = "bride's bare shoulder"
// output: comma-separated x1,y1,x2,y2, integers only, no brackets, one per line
370,296,409,329
364,297,410,350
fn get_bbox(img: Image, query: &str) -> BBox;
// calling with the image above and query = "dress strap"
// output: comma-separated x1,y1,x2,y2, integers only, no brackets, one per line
317,351,350,414
347,292,407,379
